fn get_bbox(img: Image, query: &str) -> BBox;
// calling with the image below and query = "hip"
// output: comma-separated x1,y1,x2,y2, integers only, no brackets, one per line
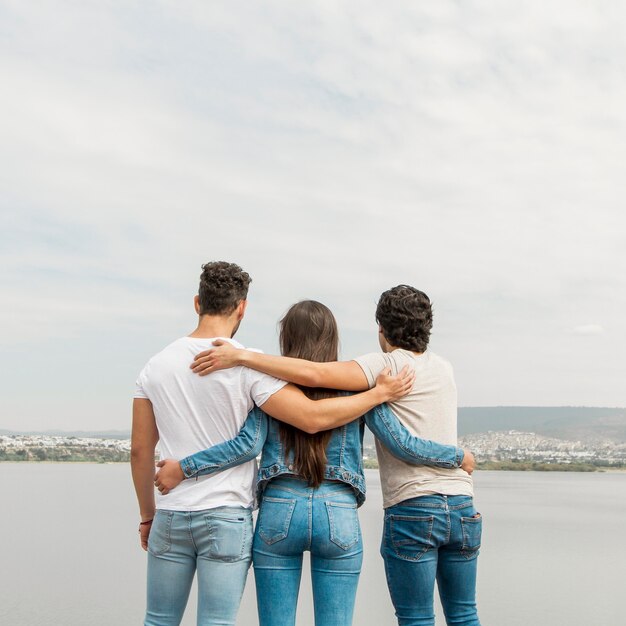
254,477,362,557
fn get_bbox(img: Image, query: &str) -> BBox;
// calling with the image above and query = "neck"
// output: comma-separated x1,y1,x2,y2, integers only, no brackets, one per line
189,315,237,339
385,343,424,356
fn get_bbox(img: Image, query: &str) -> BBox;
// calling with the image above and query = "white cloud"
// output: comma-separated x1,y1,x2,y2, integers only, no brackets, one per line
1,0,625,428
571,324,605,336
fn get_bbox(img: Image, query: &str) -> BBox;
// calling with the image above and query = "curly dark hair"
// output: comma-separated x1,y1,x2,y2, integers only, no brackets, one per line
375,285,433,352
198,261,252,315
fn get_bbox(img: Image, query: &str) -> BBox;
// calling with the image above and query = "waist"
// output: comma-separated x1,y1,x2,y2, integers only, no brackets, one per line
265,475,356,497
392,494,474,510
258,463,366,506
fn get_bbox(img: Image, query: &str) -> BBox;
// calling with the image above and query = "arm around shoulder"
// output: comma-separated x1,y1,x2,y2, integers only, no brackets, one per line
260,368,415,434
192,341,369,391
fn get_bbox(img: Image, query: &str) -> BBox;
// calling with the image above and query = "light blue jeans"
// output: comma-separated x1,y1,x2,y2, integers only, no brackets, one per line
381,495,482,626
253,476,364,626
145,506,253,626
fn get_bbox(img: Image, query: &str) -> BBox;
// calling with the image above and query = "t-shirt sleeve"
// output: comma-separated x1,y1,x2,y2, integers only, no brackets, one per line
247,370,288,407
352,352,393,389
134,368,150,399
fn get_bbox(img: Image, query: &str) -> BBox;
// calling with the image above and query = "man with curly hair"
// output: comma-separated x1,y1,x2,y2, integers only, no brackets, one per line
130,263,415,626
190,284,482,626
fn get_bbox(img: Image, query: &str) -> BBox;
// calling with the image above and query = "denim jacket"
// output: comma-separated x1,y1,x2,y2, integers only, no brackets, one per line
180,403,464,507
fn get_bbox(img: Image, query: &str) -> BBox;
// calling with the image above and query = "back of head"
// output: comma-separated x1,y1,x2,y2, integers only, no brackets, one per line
376,285,433,352
278,300,339,488
279,300,339,364
198,261,251,315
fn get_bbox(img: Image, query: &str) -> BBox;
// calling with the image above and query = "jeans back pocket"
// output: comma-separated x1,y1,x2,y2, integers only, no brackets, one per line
258,496,296,546
460,513,482,560
388,514,434,562
326,501,360,551
148,510,173,556
205,511,252,562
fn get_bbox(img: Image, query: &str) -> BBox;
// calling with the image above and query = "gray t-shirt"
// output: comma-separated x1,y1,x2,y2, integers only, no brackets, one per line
354,349,473,508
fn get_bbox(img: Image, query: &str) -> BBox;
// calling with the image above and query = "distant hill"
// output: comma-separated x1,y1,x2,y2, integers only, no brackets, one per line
0,429,130,439
458,406,626,442
363,406,626,445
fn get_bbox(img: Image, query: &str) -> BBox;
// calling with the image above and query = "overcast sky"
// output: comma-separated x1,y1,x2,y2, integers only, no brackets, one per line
1,1,625,431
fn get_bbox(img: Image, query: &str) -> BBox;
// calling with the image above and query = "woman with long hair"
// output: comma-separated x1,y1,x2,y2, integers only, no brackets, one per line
155,300,465,626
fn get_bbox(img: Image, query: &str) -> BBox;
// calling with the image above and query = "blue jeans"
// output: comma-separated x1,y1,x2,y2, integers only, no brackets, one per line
382,495,482,626
253,476,363,626
145,507,253,626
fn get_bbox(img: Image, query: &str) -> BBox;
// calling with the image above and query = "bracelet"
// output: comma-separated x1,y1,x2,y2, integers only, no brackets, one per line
139,519,154,526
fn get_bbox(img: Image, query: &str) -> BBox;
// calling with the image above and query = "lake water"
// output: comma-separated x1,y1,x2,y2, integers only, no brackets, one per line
1,465,625,625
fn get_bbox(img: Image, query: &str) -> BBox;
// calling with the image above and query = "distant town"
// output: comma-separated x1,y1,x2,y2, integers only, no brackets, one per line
2,430,626,471
364,430,626,471
0,434,131,463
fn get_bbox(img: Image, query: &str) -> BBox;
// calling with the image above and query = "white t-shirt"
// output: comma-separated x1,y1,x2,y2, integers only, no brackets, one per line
354,349,473,508
134,337,286,511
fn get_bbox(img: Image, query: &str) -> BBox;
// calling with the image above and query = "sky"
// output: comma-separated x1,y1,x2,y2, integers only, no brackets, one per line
1,1,625,431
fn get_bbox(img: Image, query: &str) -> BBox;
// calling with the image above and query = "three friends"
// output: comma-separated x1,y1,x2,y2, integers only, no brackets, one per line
131,261,481,626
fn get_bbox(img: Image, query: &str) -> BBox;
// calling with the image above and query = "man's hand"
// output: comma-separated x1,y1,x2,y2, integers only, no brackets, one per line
460,449,476,475
191,340,240,376
139,519,153,551
374,366,415,403
154,459,185,495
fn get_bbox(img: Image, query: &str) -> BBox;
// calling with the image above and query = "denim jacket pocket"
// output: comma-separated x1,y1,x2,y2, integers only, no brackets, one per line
258,496,296,546
460,513,482,560
148,510,173,556
205,511,252,562
388,514,434,562
326,501,360,550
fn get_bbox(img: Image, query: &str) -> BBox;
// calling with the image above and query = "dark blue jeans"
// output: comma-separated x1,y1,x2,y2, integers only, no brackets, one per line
253,476,363,626
381,495,482,626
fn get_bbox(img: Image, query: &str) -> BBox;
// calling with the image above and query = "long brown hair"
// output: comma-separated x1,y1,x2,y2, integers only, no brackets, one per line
278,300,339,488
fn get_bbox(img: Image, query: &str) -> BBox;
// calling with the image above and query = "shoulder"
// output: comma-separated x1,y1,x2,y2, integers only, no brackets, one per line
352,352,390,388
353,351,389,370
136,337,191,382
426,350,454,373
144,337,189,364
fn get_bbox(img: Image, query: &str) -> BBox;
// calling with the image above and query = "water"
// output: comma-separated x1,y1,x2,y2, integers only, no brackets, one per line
1,465,625,625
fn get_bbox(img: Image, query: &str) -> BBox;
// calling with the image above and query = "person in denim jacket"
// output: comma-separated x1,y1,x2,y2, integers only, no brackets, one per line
155,300,472,626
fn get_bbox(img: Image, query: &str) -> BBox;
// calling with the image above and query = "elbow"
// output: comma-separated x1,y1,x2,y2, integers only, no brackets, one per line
130,443,154,462
300,365,324,388
251,441,265,458
303,415,331,435
300,419,324,435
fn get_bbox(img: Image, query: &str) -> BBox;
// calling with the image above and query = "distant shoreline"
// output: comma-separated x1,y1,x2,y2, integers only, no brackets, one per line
2,459,626,472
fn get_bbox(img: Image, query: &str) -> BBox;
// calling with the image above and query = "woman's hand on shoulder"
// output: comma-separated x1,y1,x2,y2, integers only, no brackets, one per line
191,340,243,376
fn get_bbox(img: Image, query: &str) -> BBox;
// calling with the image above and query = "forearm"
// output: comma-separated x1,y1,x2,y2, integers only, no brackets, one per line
364,404,464,468
180,408,268,478
239,351,329,387
262,385,389,434
131,450,156,521
131,398,159,521
193,343,369,390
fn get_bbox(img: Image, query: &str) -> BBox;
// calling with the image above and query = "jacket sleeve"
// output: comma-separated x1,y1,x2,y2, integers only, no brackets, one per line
364,403,464,468
179,406,269,478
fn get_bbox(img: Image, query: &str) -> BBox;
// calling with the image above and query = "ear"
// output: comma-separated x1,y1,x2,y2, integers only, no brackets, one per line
378,325,390,352
194,295,201,315
236,299,248,320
